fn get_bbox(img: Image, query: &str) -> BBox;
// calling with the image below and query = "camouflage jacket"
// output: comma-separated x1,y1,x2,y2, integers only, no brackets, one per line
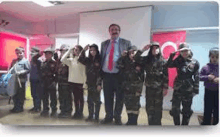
116,55,145,93
41,59,57,85
78,56,102,87
134,50,169,89
56,59,69,84
167,55,200,94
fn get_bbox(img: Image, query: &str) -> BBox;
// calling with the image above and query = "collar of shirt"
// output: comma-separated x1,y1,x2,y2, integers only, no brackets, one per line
111,37,120,43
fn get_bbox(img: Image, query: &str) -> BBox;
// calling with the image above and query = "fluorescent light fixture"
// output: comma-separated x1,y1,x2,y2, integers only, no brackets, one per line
33,1,54,7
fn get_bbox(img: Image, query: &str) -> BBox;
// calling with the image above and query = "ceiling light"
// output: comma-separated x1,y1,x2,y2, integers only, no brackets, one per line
33,1,54,7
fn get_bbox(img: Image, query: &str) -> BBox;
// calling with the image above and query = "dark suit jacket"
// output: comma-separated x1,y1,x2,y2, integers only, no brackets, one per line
100,38,132,68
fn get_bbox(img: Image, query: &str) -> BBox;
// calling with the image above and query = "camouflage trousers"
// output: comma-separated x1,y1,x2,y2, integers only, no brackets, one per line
124,94,141,115
169,90,193,125
87,86,101,119
145,87,163,125
58,83,73,114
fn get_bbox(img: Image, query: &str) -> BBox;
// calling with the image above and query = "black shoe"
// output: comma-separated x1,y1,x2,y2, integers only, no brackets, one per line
50,111,57,118
100,118,113,124
72,113,83,119
10,108,24,113
94,118,99,123
58,112,71,118
30,108,41,113
115,119,122,125
85,116,93,122
40,111,49,117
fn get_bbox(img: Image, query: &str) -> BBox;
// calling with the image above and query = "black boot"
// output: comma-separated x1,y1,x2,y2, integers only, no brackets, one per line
131,114,138,125
173,115,180,125
148,114,155,125
182,116,190,125
86,102,94,121
94,103,101,122
126,113,132,125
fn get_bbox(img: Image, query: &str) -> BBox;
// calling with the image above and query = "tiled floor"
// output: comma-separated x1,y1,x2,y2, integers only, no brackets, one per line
0,96,200,126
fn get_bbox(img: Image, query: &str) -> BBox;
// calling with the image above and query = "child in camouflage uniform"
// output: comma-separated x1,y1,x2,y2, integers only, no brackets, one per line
56,44,73,118
134,42,168,125
40,47,57,117
117,46,145,125
167,43,200,125
78,44,102,122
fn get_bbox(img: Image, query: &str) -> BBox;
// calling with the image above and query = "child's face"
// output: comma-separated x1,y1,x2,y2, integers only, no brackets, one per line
152,46,160,56
129,50,135,60
73,47,81,56
180,50,190,59
45,52,53,60
90,47,97,57
15,50,24,59
210,55,219,64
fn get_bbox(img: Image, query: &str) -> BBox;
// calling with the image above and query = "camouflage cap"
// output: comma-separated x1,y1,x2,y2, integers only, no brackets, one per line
31,47,40,53
60,44,70,51
44,47,55,54
179,43,190,51
127,45,137,51
150,41,160,47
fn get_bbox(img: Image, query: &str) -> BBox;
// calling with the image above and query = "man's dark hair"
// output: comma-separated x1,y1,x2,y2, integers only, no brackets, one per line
109,24,121,32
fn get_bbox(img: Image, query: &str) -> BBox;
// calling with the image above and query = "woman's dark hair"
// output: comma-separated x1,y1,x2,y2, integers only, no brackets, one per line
89,44,101,62
147,45,163,62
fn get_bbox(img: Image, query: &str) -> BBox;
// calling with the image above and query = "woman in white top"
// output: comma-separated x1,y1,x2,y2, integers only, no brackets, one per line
61,45,87,119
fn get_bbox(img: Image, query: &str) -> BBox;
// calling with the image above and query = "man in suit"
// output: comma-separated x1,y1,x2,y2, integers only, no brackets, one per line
100,24,132,125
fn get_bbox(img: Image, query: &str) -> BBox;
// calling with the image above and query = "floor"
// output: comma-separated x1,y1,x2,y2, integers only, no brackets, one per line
0,96,201,126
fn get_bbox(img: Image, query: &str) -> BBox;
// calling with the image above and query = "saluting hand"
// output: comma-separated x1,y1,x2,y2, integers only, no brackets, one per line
169,52,176,58
141,44,151,52
122,50,127,57
84,44,90,51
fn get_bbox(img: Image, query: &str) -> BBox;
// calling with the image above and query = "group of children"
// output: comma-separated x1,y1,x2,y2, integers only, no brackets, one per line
9,42,219,126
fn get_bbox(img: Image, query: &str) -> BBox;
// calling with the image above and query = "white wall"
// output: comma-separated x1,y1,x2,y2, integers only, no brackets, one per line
79,6,152,53
55,37,78,49
0,11,32,35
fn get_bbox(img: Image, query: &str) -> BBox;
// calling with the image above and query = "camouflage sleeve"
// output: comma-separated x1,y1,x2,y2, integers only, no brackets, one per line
54,61,59,83
167,53,178,68
134,50,143,62
162,60,169,90
78,51,88,65
96,76,102,87
116,56,127,69
193,60,200,94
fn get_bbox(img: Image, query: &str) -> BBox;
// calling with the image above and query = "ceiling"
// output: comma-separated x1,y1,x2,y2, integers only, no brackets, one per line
0,1,214,22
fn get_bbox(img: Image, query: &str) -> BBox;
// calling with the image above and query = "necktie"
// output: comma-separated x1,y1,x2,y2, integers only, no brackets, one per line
108,40,115,71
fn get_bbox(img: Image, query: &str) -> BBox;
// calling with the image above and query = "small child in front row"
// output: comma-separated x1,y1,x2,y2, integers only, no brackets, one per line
200,47,219,125
116,46,145,125
10,47,30,113
78,44,102,122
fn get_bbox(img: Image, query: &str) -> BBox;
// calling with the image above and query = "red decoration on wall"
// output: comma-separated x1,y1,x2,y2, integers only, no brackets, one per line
0,32,27,70
152,31,186,88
